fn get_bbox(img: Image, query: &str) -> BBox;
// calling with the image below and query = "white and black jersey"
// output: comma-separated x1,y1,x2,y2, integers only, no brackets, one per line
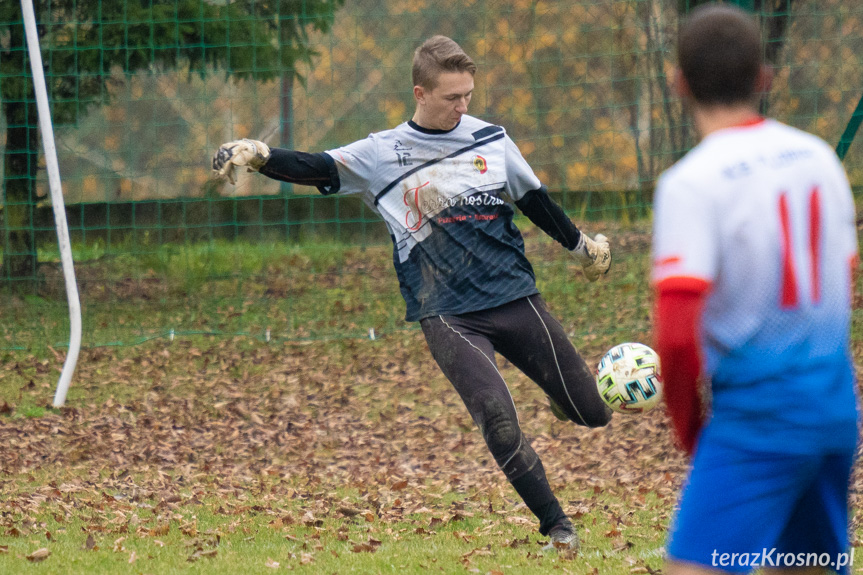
260,114,582,321
325,115,547,320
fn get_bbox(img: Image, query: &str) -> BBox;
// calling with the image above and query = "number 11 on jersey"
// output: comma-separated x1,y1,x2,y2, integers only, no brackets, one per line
778,186,821,309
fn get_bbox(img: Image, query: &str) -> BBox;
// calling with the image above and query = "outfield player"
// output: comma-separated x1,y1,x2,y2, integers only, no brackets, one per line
212,35,613,550
652,5,859,575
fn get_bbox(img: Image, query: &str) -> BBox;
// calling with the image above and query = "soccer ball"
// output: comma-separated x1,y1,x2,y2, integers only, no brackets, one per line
596,342,663,414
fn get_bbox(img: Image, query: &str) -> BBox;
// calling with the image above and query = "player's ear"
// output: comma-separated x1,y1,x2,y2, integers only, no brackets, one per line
672,68,691,99
756,65,773,94
413,85,425,104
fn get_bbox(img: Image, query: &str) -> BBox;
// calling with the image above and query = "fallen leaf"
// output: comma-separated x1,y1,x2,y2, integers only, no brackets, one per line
26,548,50,562
571,504,591,518
149,522,170,536
187,549,218,562
505,536,529,548
505,516,533,526
83,534,96,550
462,545,493,559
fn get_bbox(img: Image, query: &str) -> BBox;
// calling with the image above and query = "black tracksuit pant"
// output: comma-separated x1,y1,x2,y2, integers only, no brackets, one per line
420,294,612,535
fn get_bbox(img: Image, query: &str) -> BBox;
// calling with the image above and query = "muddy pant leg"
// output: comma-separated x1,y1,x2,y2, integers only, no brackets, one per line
496,295,612,427
421,315,568,535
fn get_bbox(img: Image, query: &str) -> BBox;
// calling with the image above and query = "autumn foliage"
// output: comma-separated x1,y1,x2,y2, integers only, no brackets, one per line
1,0,856,205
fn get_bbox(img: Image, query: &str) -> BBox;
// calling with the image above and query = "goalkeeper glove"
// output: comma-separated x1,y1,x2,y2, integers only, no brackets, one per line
212,139,271,185
571,233,611,281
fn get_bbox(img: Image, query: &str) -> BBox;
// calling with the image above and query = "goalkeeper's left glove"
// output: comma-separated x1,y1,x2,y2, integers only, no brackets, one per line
571,233,612,281
212,139,271,185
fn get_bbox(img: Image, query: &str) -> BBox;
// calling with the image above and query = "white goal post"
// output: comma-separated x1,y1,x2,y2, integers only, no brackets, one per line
20,0,82,408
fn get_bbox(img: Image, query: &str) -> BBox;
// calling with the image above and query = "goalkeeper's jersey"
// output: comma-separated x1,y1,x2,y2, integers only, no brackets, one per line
323,115,541,321
651,118,860,452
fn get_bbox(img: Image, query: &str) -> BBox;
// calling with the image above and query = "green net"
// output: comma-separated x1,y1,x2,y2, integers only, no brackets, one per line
1,0,861,351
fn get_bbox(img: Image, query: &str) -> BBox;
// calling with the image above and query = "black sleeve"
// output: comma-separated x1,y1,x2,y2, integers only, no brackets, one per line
258,149,341,195
514,186,582,250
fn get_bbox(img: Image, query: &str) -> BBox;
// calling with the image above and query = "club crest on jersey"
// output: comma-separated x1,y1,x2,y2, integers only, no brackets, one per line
472,155,488,174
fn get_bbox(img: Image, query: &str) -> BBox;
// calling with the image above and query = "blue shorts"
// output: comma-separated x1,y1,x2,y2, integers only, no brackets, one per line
667,436,856,574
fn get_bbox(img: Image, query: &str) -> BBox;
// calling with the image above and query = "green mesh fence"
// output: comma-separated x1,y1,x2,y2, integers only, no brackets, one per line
1,0,862,351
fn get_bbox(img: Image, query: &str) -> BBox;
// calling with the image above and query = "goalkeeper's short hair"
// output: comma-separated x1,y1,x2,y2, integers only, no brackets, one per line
412,35,476,90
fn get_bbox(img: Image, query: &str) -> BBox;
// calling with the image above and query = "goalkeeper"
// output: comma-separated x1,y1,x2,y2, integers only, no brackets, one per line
213,35,612,552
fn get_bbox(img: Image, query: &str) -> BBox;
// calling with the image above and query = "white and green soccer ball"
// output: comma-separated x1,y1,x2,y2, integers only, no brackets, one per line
596,342,663,414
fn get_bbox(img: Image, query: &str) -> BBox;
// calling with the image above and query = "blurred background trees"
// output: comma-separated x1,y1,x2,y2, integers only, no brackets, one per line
0,0,342,280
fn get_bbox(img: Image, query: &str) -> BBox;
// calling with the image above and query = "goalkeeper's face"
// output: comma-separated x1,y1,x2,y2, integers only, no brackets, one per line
413,71,474,131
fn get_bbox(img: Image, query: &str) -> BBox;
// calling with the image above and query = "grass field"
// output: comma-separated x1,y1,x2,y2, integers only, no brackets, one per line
1,221,861,574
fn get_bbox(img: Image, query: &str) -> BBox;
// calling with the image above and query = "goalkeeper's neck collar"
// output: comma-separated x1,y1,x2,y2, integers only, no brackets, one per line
408,119,461,135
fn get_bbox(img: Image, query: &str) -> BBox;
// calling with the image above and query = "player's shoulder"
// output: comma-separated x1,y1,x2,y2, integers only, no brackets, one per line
362,122,410,143
766,119,833,149
662,119,834,183
658,143,712,189
459,115,508,137
760,120,847,177
335,123,412,156
655,141,732,208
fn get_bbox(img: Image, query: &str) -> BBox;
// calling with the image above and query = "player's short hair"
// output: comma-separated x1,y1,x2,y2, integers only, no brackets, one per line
678,4,763,105
412,35,477,90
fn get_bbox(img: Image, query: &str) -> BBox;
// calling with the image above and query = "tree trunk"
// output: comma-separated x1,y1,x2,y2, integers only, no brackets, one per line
1,100,41,284
1,14,41,286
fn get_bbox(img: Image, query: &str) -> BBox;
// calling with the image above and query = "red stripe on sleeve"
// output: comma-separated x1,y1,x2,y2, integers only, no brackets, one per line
654,255,682,268
654,276,710,293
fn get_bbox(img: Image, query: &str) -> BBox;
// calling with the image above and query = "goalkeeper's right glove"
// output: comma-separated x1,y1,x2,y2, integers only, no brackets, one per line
571,233,612,281
212,139,271,185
